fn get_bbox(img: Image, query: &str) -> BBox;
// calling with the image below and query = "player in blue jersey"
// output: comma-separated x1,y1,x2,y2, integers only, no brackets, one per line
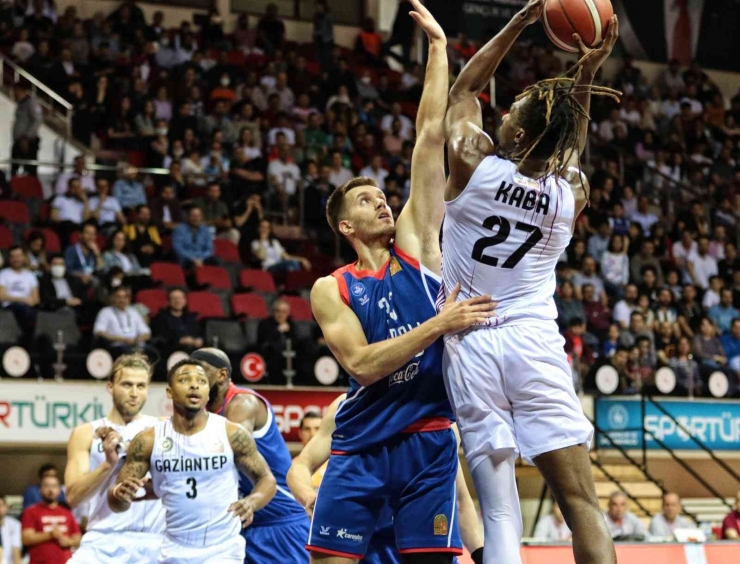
287,394,486,564
308,2,496,563
193,348,310,564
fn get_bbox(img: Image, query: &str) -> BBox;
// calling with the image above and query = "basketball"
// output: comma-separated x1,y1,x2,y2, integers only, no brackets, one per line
543,0,614,53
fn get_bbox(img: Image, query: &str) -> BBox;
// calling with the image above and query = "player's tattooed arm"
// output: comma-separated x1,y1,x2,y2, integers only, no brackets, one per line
107,427,154,513
227,421,277,528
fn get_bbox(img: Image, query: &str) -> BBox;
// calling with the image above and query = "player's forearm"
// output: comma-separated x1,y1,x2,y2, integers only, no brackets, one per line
457,487,484,552
244,474,277,512
66,462,115,507
107,485,131,513
572,68,596,155
287,460,317,508
346,317,444,386
450,16,529,99
416,41,448,141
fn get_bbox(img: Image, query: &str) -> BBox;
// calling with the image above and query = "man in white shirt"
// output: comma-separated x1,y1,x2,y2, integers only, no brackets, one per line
93,286,151,354
534,503,572,542
0,246,40,335
0,497,21,564
598,108,628,143
54,155,96,195
688,236,719,290
603,491,647,539
630,196,659,236
52,178,88,224
267,115,297,146
673,231,698,283
572,256,607,303
649,492,693,539
359,155,389,190
613,284,639,329
327,150,353,188
87,178,125,229
680,84,704,117
379,102,414,139
267,145,301,199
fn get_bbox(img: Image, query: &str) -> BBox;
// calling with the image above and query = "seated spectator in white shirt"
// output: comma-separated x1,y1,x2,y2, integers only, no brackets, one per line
93,285,151,355
54,155,96,195
87,178,125,232
267,114,296,146
327,150,353,188
0,246,40,335
630,196,659,236
359,155,389,191
572,256,607,303
702,276,722,310
267,145,302,201
51,178,89,243
672,231,698,284
649,492,693,539
534,503,572,541
598,108,628,143
251,220,311,276
603,491,648,540
380,102,414,140
613,284,639,329
0,496,22,564
688,236,719,290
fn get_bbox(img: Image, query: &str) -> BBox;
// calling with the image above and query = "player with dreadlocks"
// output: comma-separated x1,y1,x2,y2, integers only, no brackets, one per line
437,1,620,564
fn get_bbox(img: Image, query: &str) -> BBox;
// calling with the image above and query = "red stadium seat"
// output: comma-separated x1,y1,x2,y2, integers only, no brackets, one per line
24,228,61,254
38,202,51,223
0,226,13,249
213,239,241,263
231,293,269,319
135,289,168,316
187,291,226,320
285,270,319,292
150,262,186,287
240,269,276,294
10,176,43,199
281,296,313,321
0,201,30,224
195,265,232,290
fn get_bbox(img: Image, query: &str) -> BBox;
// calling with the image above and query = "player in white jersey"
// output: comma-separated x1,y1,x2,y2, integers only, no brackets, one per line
65,353,165,563
440,2,620,564
107,358,277,564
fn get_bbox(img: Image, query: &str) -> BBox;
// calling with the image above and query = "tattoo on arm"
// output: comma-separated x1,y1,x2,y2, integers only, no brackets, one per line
115,432,151,485
229,425,269,484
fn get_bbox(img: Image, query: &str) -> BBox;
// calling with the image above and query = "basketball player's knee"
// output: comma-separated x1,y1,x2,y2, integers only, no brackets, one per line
401,553,453,564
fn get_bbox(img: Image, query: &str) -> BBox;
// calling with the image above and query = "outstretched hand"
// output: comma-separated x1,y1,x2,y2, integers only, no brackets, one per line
409,0,446,44
519,0,544,25
573,15,619,73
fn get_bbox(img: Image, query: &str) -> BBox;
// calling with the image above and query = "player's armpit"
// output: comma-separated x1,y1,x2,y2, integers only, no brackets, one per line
227,422,277,513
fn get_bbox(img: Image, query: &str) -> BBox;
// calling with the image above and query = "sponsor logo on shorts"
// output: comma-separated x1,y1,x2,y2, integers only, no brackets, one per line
608,405,629,430
351,283,366,297
433,514,448,536
390,362,420,387
319,526,331,536
336,529,363,542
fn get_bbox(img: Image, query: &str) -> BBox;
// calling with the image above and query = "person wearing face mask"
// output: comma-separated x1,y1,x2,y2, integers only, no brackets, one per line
39,255,85,314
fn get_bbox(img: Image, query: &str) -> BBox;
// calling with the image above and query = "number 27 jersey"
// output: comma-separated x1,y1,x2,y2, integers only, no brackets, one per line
441,155,575,325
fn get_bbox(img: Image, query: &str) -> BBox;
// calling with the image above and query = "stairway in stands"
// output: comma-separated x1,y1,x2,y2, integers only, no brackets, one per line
591,458,664,526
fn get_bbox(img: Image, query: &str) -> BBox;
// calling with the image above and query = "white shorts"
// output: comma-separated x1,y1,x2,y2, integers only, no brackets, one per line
157,535,246,564
443,320,593,469
68,530,162,564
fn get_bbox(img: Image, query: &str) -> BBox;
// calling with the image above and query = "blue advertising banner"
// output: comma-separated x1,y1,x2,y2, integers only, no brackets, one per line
595,397,740,451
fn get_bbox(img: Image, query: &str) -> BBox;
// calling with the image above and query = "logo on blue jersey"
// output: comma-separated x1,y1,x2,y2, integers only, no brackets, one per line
390,361,420,387
351,283,366,297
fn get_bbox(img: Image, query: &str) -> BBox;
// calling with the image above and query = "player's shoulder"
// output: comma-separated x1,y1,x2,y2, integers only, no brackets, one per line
68,421,95,448
311,275,343,309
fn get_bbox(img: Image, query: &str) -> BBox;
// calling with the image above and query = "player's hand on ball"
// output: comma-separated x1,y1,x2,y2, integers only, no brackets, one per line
409,0,446,44
228,498,256,528
519,0,544,25
437,283,497,333
573,14,619,73
113,477,147,504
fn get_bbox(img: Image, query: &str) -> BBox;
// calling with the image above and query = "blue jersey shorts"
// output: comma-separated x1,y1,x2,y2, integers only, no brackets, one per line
244,515,310,564
306,429,462,559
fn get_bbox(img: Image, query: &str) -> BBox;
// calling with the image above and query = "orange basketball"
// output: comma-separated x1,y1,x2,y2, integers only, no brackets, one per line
543,0,613,53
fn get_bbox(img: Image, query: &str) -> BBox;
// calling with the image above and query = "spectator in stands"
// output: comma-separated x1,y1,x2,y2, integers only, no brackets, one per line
256,3,285,55
94,285,151,355
25,231,49,276
51,178,88,243
63,221,102,289
123,205,162,267
102,230,148,277
555,280,584,331
533,503,572,541
359,155,389,191
356,17,383,66
601,234,629,297
54,156,95,195
702,275,723,310
21,473,80,563
692,316,728,374
0,496,21,564
11,84,41,176
582,284,611,339
719,243,740,283
298,411,322,446
709,289,739,334
722,319,740,373
722,491,740,539
598,108,628,143
39,255,84,313
150,184,183,232
572,256,606,304
22,464,65,510
688,236,719,290
312,1,334,70
678,284,703,337
587,221,611,263
630,240,664,287
258,298,296,380
613,285,639,330
112,166,146,212
252,219,311,275
172,206,216,268
0,246,39,335
648,492,692,539
381,102,414,140
603,491,647,540
267,145,301,207
194,182,240,245
87,178,125,234
152,287,203,354
384,0,414,66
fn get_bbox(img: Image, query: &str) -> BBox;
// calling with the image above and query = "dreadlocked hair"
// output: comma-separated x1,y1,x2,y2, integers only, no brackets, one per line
510,54,621,179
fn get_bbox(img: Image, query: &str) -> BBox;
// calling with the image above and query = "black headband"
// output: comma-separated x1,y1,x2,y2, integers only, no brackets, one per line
191,350,231,373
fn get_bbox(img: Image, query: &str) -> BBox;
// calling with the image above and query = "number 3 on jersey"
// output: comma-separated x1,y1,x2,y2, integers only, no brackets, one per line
472,215,543,269
186,477,197,499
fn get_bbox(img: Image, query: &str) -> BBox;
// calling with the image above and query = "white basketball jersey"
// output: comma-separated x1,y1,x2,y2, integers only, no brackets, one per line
441,155,575,325
150,413,241,548
86,416,165,534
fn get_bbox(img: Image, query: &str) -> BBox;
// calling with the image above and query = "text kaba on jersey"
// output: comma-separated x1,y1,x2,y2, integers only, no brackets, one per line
494,180,550,216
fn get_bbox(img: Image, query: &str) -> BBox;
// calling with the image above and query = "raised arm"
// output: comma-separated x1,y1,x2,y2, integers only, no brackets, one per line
226,421,277,528
394,0,449,268
287,394,345,513
107,428,154,513
311,277,496,387
65,425,122,508
445,0,543,196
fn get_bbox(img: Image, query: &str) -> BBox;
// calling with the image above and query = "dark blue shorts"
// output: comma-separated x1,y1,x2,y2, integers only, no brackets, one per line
244,516,310,564
306,429,462,559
